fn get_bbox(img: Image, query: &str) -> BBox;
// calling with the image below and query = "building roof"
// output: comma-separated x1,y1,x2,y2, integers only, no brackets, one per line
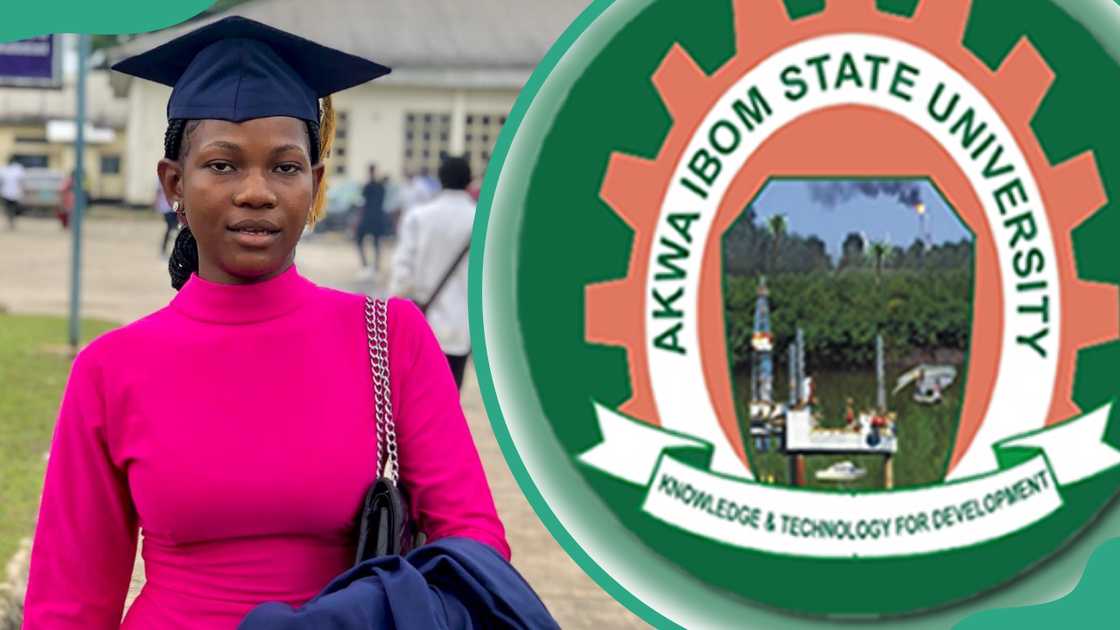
109,0,591,87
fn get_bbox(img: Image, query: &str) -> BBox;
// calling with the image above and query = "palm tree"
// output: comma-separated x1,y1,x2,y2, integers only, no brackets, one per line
766,214,788,273
866,238,894,285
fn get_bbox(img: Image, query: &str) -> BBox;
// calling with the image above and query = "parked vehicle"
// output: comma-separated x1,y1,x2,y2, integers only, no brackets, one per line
20,168,66,210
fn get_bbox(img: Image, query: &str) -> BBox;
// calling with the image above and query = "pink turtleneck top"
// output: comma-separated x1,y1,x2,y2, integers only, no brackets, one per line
23,266,508,629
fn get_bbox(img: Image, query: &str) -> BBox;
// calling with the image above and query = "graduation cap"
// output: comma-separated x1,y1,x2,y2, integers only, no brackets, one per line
111,15,390,123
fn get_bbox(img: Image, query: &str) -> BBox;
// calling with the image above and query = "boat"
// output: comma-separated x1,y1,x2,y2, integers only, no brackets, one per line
815,460,867,482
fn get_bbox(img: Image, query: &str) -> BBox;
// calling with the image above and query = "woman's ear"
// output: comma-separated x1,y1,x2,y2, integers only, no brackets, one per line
157,158,185,226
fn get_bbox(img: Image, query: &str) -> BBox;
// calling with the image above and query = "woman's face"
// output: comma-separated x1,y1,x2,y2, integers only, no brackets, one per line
158,116,324,285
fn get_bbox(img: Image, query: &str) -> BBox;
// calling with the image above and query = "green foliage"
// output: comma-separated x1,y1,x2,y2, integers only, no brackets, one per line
724,207,831,275
0,314,116,565
723,204,974,368
725,268,973,369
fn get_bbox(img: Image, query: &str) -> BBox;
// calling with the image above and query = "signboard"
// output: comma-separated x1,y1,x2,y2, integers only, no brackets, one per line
0,35,62,88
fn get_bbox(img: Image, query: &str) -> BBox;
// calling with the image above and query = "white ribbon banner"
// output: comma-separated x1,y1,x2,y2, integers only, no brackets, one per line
578,401,1120,558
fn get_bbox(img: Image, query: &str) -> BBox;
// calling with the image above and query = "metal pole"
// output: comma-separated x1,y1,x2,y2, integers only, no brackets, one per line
68,34,89,351
788,344,797,407
876,333,886,411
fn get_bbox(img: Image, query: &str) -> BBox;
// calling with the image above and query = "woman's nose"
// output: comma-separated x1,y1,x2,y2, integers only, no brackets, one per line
233,170,278,208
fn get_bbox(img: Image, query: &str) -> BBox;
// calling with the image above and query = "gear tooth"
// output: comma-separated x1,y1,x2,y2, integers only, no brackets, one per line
1048,151,1106,233
600,152,662,230
823,0,879,20
1045,150,1117,427
652,44,711,123
995,38,1055,124
1063,282,1120,358
733,0,792,63
911,0,972,42
1050,280,1120,425
586,275,662,427
585,278,643,347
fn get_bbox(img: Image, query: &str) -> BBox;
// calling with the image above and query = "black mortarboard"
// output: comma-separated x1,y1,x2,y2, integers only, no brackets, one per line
111,16,390,123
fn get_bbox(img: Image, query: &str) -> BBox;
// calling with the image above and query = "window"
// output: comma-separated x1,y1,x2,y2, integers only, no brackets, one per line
330,110,350,177
100,155,121,174
402,110,452,177
12,154,47,168
463,111,507,177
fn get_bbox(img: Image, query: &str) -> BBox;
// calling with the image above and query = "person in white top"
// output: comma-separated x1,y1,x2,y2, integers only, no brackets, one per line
2,159,25,230
390,156,474,388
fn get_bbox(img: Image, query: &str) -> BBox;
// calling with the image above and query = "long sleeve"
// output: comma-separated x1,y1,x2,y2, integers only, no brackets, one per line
388,210,419,301
388,299,511,560
23,349,139,629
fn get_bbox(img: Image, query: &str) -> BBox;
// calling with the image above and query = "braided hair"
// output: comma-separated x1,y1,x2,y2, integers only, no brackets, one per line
166,100,333,290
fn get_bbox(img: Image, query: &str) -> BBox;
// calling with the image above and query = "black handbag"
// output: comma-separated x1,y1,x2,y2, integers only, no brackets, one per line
354,297,425,565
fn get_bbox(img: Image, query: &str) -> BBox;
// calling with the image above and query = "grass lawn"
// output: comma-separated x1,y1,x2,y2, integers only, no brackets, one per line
735,362,963,491
0,313,117,565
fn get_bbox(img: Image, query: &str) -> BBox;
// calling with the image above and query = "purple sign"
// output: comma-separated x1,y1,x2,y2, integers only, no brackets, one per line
0,35,61,88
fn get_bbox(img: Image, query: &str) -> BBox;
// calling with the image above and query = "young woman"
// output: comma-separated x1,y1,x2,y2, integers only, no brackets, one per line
23,17,509,629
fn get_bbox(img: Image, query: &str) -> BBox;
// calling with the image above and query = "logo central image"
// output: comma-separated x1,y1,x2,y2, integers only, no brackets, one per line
572,0,1120,616
725,178,971,493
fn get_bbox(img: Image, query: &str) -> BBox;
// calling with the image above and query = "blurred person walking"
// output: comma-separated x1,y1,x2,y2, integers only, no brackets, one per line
355,164,389,278
402,170,438,209
467,174,484,202
2,158,25,229
390,156,474,389
57,171,76,229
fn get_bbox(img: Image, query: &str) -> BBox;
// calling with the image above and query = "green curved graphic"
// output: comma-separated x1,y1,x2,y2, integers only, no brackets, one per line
2,1,211,40
472,0,1120,626
956,538,1120,629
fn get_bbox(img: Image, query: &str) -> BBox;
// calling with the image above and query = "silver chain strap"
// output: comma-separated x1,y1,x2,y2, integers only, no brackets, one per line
365,297,399,483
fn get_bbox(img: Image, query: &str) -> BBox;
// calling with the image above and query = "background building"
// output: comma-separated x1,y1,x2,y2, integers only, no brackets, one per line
107,0,588,206
0,35,129,203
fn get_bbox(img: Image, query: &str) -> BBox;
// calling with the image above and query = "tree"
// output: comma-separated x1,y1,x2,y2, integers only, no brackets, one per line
838,232,866,270
904,238,926,269
766,214,788,272
798,236,832,273
866,239,894,285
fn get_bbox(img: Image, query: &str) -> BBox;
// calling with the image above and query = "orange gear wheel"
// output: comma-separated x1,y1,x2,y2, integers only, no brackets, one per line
584,0,1118,474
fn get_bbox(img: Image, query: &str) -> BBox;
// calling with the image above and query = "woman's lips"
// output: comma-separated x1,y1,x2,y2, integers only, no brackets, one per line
227,226,281,248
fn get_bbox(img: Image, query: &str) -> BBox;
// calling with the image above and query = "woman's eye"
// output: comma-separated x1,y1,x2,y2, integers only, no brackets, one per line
275,163,302,174
208,162,234,173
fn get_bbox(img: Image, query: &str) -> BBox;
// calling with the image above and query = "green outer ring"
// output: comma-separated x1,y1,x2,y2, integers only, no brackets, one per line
470,0,1120,627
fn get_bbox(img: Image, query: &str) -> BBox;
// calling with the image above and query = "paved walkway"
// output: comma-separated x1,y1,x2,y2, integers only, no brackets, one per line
0,213,644,628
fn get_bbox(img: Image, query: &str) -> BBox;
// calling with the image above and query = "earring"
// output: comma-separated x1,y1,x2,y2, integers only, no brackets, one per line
173,201,186,228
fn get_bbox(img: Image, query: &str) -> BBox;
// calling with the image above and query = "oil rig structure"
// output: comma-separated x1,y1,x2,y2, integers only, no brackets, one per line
745,277,899,489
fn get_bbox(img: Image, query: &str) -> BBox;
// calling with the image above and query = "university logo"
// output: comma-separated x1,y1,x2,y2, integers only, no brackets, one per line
476,0,1120,620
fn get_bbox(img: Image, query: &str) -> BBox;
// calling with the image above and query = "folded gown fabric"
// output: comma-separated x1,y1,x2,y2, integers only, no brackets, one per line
238,538,560,629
